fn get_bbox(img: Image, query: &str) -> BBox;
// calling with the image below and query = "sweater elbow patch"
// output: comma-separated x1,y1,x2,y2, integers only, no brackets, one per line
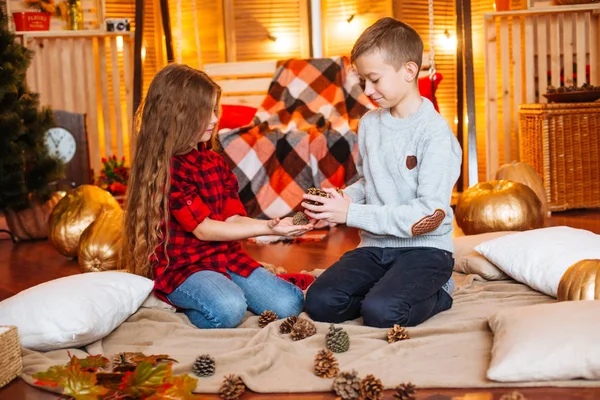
411,209,445,236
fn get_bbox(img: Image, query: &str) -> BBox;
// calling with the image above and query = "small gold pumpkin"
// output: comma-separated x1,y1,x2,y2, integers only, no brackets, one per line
4,191,65,240
455,180,544,235
495,161,548,218
78,208,124,272
48,185,121,257
558,259,600,301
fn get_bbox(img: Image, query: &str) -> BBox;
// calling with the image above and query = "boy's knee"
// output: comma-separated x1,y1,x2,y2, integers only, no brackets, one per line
305,284,339,322
361,296,410,328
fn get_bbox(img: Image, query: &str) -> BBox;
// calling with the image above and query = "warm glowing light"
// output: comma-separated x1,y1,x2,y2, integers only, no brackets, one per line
347,14,355,23
438,32,457,51
116,35,123,52
269,33,292,52
141,46,146,62
454,116,459,125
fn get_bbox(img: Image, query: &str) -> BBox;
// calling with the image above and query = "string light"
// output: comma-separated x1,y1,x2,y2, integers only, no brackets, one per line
267,33,278,42
346,14,355,23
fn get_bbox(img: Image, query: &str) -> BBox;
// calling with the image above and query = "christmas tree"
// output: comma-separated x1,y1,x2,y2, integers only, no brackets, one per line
0,9,63,211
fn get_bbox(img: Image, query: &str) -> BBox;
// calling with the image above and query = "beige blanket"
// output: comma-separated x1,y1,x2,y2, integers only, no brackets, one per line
20,274,600,394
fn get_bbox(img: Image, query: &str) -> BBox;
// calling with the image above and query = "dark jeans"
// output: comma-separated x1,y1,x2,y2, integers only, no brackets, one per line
304,247,454,328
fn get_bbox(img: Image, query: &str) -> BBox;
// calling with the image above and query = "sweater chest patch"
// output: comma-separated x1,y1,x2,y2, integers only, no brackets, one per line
406,155,418,170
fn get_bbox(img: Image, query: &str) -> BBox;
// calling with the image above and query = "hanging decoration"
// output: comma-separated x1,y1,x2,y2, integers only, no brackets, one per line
427,0,437,82
190,0,203,68
175,0,183,63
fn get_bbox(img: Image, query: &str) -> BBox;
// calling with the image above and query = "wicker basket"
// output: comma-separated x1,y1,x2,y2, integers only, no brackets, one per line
0,326,22,388
519,102,600,211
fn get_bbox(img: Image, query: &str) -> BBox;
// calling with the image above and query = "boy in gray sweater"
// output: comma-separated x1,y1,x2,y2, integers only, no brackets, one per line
302,17,462,328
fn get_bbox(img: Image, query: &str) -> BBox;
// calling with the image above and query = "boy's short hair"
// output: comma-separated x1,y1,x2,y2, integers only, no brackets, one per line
351,17,424,71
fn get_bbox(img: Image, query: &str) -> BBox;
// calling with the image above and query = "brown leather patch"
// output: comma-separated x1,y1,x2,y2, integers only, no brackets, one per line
406,155,417,170
411,209,446,236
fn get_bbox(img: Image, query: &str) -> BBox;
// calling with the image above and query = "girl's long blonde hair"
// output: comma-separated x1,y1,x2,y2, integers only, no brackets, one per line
122,64,221,278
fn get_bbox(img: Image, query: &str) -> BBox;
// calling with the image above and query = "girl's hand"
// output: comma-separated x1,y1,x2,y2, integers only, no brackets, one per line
268,217,315,237
302,187,351,225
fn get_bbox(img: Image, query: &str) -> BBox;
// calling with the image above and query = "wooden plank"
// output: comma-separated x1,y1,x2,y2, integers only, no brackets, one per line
590,14,600,86
97,36,113,158
74,39,88,115
205,60,277,77
85,38,101,174
500,18,511,165
564,13,574,86
222,0,236,62
524,16,535,103
48,39,63,110
217,78,274,94
576,12,587,85
110,37,125,159
298,0,310,58
485,17,499,180
63,38,75,113
484,3,600,17
123,36,134,162
512,17,523,160
220,94,266,107
549,15,561,88
536,16,548,103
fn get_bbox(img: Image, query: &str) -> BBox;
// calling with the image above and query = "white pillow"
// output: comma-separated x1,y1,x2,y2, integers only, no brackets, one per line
0,271,153,351
488,300,600,382
453,232,516,280
474,226,600,297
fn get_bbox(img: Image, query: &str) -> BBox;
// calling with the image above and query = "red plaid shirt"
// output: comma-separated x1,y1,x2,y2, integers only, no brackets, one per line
152,144,261,302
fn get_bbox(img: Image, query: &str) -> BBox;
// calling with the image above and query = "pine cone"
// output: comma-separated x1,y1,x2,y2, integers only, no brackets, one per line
359,374,384,400
332,370,361,400
290,318,317,341
387,324,410,343
279,315,298,334
393,382,417,400
313,349,339,378
326,324,350,353
306,187,329,205
258,310,278,328
192,354,215,377
112,353,136,372
292,211,310,225
500,391,528,400
218,374,246,400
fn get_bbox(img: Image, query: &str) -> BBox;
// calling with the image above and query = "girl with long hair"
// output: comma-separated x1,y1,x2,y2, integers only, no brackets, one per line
122,64,313,329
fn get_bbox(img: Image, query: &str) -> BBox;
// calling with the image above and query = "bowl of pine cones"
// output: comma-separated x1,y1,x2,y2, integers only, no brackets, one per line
544,84,600,103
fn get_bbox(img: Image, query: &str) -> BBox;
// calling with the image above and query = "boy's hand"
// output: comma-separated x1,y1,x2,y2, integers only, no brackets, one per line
302,187,351,225
268,217,315,237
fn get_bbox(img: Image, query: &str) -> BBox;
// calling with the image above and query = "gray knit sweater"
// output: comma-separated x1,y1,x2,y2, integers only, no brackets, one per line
343,98,462,253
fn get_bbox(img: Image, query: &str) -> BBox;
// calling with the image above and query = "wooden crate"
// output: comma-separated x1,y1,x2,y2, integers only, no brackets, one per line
519,102,600,211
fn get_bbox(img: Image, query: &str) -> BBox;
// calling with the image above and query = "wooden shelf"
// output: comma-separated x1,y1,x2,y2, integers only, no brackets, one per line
13,30,133,38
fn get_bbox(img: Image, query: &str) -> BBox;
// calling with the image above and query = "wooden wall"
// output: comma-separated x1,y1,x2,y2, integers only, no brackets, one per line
17,32,134,175
485,4,600,179
321,0,392,57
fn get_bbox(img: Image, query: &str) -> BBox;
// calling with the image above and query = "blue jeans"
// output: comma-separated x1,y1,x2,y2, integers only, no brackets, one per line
304,247,454,328
166,267,304,329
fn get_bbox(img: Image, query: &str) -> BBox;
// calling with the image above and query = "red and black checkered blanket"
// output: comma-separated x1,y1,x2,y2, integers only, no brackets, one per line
218,57,373,219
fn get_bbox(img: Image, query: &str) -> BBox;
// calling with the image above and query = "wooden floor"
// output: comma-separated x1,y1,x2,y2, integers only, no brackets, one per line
1,209,600,399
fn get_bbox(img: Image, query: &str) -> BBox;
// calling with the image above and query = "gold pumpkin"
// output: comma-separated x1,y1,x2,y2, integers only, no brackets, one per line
558,259,600,301
78,208,123,272
4,191,66,240
495,161,548,217
455,180,544,235
48,185,121,257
